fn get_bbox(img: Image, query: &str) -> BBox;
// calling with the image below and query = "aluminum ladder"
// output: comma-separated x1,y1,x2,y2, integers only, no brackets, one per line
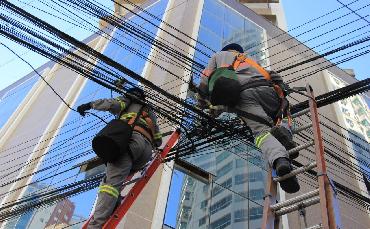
261,85,341,229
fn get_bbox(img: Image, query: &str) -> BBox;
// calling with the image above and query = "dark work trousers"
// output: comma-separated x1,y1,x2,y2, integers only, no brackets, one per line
236,86,290,167
88,132,153,229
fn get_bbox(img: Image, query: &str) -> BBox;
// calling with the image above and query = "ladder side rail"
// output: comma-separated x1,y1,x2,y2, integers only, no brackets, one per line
261,168,279,229
307,84,337,229
103,129,181,229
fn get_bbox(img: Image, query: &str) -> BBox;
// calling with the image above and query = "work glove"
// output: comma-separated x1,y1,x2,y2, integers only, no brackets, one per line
77,103,91,117
114,78,126,89
209,105,226,118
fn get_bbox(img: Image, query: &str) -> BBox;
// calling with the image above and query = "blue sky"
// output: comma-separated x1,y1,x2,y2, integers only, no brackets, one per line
282,0,369,81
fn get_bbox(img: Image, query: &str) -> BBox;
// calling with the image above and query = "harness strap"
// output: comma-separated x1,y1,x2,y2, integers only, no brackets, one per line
235,109,273,128
133,126,153,142
231,54,292,127
232,54,271,81
142,111,156,138
126,110,155,142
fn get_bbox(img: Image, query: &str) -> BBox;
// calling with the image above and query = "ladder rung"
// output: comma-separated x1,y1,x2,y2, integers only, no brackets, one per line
292,108,310,118
306,224,323,229
288,141,314,156
274,162,317,182
293,123,313,134
275,196,320,216
270,189,319,211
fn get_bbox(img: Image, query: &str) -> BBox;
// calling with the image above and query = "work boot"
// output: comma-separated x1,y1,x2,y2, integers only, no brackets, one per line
270,126,299,159
273,158,300,194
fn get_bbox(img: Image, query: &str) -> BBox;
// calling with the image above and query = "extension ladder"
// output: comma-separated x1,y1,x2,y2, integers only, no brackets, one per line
82,129,181,229
261,85,341,229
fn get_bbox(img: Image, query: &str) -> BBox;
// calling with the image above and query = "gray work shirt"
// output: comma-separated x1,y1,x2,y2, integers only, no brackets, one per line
90,96,162,147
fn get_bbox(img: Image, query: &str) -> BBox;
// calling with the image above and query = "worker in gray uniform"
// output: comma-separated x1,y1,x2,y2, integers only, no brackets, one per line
197,43,299,193
77,87,162,229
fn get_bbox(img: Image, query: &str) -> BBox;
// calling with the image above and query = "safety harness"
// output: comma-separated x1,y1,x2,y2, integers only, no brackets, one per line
207,53,292,127
120,110,156,142
92,104,158,163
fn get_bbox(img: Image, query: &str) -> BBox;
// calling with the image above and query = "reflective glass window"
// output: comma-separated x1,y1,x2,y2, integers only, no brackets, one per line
352,97,362,106
184,191,191,200
203,0,224,14
236,158,246,168
250,188,264,200
234,209,248,223
235,174,248,185
201,10,224,36
249,206,263,220
357,107,366,116
346,118,354,128
224,7,244,29
197,27,222,53
249,171,264,182
216,161,233,177
0,74,38,129
361,119,370,127
212,178,232,197
234,191,248,202
210,195,232,215
200,200,208,209
210,213,231,229
216,151,230,164
199,216,207,226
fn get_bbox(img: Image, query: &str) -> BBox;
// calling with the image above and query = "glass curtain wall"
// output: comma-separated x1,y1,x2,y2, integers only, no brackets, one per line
165,0,269,228
0,74,39,129
6,1,169,228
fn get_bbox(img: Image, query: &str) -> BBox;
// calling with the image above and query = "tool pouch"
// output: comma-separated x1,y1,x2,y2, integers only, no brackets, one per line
92,119,133,163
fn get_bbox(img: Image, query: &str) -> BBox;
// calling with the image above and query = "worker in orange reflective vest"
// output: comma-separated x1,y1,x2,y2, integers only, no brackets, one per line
197,43,300,193
77,87,162,228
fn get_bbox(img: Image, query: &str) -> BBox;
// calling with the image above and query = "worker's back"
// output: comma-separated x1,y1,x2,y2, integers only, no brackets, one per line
202,50,283,88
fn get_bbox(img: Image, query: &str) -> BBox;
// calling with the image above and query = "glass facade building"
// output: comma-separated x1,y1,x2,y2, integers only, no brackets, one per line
164,1,271,228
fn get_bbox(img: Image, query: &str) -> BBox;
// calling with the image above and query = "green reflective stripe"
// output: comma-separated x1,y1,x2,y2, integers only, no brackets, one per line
120,113,148,126
138,118,147,125
100,185,119,194
99,188,119,198
99,185,119,198
255,132,271,148
115,98,126,111
154,133,162,139
121,112,136,118
120,112,136,120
